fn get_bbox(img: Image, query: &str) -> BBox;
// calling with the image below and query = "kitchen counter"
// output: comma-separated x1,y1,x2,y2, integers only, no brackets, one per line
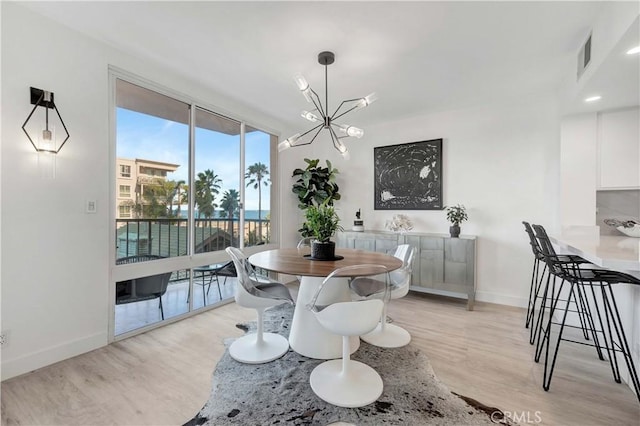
549,232,640,271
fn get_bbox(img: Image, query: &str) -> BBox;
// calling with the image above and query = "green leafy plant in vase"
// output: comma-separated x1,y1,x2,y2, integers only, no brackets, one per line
445,204,468,238
292,158,341,237
304,202,343,259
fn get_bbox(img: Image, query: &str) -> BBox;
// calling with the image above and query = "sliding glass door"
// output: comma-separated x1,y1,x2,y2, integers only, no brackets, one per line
112,74,276,337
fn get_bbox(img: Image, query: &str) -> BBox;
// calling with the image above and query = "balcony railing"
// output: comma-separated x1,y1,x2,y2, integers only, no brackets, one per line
115,218,270,261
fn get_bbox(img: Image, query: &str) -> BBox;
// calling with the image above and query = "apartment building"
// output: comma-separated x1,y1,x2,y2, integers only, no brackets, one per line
116,157,179,219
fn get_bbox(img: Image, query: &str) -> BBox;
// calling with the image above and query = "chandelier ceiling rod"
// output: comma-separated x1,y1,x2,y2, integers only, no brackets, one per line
278,51,377,157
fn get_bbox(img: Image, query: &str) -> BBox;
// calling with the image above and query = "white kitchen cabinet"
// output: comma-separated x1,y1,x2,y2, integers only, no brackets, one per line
598,107,640,189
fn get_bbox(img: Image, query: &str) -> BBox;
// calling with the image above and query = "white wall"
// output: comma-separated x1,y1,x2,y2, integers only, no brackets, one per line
0,3,286,380
280,95,561,307
560,113,598,226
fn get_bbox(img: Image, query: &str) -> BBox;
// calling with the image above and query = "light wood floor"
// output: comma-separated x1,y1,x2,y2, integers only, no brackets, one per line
2,288,639,425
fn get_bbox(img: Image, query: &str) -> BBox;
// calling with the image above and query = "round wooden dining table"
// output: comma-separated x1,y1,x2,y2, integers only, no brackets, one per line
249,248,403,359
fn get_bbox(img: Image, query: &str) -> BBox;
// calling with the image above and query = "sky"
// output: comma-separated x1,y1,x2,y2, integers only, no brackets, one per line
116,108,271,211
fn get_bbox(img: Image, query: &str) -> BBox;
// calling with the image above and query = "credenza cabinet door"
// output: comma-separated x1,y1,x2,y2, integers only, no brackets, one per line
404,235,444,287
444,238,474,286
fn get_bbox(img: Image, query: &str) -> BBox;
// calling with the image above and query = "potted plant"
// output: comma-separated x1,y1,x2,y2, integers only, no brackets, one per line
292,158,341,237
304,202,343,259
446,204,468,238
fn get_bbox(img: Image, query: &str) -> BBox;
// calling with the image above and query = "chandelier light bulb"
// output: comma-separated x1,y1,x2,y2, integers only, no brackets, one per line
278,133,301,152
335,139,348,153
334,139,350,158
346,126,364,138
301,110,320,122
288,133,301,144
294,74,309,91
277,140,290,152
336,124,364,139
294,74,313,103
355,92,378,110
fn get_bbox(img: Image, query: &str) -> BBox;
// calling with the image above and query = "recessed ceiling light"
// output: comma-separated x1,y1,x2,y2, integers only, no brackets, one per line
584,96,601,102
626,46,640,55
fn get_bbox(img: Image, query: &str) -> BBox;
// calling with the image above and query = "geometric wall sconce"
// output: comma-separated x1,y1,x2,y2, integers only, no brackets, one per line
21,87,70,154
21,87,70,178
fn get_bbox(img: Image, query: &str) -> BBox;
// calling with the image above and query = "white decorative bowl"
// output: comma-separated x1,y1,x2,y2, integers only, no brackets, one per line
616,224,640,238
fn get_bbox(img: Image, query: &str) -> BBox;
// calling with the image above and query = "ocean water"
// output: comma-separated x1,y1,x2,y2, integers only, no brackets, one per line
174,209,269,220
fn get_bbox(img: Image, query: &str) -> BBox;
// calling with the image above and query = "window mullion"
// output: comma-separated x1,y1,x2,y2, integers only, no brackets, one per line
239,122,246,250
188,103,196,256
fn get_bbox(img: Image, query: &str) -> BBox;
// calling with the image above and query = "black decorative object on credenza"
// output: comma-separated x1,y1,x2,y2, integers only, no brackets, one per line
353,208,364,232
374,139,443,210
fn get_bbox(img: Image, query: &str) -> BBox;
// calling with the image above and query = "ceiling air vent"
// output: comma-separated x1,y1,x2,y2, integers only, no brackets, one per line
577,32,592,80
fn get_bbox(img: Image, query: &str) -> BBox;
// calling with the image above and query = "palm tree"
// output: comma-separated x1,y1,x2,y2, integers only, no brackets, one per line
168,180,186,218
175,183,189,218
195,169,222,219
139,178,174,218
245,162,270,243
219,189,240,238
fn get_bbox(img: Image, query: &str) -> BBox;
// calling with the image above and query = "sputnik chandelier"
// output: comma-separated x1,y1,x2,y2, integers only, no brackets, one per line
278,51,377,157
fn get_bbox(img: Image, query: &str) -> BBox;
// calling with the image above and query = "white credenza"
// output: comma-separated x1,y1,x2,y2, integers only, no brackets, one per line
336,230,477,310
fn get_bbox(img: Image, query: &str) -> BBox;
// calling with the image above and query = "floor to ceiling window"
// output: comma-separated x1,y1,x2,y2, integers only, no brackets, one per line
194,107,241,253
112,73,277,336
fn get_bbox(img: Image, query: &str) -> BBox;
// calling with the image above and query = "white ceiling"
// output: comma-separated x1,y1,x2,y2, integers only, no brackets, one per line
563,16,640,115
23,1,608,129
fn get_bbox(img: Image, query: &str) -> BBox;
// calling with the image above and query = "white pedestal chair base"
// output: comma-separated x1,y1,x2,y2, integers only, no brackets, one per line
361,322,411,348
310,359,383,408
290,276,360,359
229,332,289,364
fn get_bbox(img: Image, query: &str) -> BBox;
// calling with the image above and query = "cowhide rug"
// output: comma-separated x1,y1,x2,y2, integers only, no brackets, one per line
185,304,514,425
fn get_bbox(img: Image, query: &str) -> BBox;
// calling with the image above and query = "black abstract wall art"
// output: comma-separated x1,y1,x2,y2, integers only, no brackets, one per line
374,139,443,210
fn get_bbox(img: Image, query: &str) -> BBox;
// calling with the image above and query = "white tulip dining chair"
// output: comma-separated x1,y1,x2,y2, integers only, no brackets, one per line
226,247,294,364
307,264,389,408
351,244,415,348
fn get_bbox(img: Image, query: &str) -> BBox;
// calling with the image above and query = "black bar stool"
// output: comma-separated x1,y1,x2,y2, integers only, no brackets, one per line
532,224,640,402
522,221,594,346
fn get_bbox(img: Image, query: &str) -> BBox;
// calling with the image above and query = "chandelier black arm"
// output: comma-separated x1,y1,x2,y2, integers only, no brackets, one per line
308,87,327,118
331,98,364,121
295,125,325,147
328,126,343,151
298,123,324,140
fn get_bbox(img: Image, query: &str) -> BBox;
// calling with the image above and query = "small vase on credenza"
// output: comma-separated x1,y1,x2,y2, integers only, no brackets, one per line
445,204,468,238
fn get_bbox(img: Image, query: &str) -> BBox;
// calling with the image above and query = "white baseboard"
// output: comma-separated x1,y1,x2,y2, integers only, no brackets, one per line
475,291,528,308
1,331,107,381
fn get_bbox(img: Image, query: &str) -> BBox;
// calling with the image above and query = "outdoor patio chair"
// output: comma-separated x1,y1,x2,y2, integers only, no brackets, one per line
115,255,171,320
